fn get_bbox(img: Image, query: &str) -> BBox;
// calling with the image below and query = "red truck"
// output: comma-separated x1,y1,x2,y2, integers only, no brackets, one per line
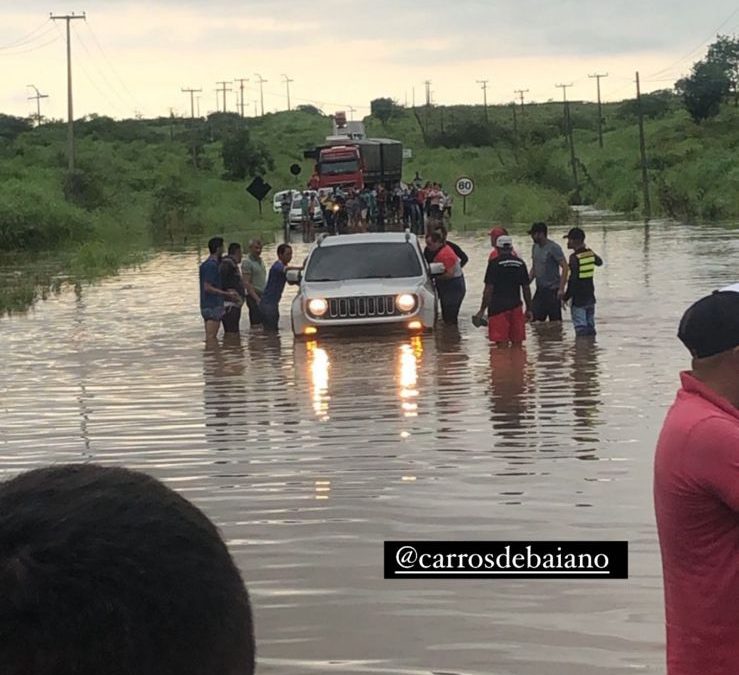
305,112,403,190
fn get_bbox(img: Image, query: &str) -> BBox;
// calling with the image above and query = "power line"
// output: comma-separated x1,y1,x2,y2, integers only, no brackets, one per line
514,88,529,113
0,19,53,50
0,32,60,57
83,21,140,109
648,6,739,78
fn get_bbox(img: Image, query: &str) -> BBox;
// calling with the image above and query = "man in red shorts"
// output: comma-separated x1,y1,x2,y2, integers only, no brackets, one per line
474,235,532,345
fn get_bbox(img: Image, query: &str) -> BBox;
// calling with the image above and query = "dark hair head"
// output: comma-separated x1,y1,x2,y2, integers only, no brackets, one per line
228,242,242,256
434,225,448,240
426,231,444,244
277,243,292,257
208,236,225,254
528,222,548,236
0,464,255,675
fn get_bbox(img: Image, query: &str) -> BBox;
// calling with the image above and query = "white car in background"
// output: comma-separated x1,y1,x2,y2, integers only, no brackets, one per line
287,231,443,338
273,189,299,213
288,192,324,229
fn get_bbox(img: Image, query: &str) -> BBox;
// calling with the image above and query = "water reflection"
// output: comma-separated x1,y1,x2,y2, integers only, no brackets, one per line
307,340,330,421
488,346,529,445
570,338,602,458
398,342,419,419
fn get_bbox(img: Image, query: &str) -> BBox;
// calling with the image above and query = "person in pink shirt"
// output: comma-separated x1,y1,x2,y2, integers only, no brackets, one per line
654,286,739,675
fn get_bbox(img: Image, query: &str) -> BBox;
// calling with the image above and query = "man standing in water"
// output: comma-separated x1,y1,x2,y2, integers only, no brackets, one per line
241,239,266,327
654,287,739,675
220,242,246,334
474,235,532,345
258,244,293,332
563,227,603,337
528,222,568,322
199,237,240,340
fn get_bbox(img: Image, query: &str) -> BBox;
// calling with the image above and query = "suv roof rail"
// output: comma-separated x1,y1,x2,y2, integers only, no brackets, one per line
316,232,329,247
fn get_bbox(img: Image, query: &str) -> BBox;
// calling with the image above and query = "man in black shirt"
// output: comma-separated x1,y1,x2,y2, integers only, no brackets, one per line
474,236,532,345
220,242,246,334
563,227,603,337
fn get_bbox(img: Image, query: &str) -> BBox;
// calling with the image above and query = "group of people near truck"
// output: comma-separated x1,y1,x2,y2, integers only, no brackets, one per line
281,180,453,242
421,221,604,343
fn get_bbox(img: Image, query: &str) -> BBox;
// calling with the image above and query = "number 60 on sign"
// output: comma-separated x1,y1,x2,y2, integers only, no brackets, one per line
455,177,475,197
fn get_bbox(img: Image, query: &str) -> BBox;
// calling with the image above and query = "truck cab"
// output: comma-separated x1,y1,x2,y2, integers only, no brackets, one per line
317,145,363,190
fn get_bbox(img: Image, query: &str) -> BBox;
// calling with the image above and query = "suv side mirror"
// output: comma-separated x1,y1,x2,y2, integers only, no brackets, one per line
286,269,302,285
429,262,445,276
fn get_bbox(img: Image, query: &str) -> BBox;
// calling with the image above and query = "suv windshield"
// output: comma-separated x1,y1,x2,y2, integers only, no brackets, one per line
319,159,359,175
305,243,422,281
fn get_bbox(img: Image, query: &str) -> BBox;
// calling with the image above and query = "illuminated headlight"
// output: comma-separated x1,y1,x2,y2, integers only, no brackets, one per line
307,298,328,317
332,204,340,212
396,293,417,313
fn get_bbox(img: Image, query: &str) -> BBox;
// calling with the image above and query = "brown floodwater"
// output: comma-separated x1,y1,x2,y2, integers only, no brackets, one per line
1,219,737,674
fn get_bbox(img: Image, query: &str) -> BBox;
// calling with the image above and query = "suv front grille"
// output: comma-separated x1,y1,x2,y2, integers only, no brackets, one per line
326,295,400,319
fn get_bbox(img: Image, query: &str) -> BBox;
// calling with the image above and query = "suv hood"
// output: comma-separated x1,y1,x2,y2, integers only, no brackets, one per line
302,277,426,297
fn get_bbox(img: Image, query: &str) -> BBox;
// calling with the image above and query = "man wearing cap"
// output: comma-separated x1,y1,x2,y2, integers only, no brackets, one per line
474,235,532,345
654,287,739,675
488,226,518,260
528,222,568,322
563,227,603,336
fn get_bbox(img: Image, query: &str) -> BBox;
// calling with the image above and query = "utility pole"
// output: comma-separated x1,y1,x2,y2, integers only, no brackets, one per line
216,81,232,113
635,71,652,220
555,82,573,103
511,102,518,135
514,88,529,114
412,86,415,108
196,95,201,118
254,73,267,116
281,74,294,111
424,80,432,106
181,87,201,119
168,107,175,141
565,100,581,204
27,84,49,126
234,77,249,117
348,106,356,121
589,72,608,148
476,79,489,122
50,11,86,173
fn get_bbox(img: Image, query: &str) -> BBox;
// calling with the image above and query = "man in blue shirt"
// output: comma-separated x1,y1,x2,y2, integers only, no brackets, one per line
258,244,293,332
199,237,240,341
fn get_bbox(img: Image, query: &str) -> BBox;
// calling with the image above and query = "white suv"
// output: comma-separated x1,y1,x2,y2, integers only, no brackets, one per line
287,232,443,338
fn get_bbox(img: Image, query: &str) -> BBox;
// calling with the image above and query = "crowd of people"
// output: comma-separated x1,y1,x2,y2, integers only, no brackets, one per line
199,219,607,342
281,179,453,242
199,237,295,339
419,220,604,344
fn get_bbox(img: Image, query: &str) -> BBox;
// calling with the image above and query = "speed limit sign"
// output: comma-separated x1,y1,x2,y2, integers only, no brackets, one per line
455,176,475,197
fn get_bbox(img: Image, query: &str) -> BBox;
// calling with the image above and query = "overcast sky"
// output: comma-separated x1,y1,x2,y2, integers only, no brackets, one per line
1,1,737,120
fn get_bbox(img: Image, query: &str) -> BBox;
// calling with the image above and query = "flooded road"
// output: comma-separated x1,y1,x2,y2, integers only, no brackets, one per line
1,220,737,674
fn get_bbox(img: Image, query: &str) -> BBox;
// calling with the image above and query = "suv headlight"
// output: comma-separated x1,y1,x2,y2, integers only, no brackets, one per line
307,298,328,317
396,293,417,313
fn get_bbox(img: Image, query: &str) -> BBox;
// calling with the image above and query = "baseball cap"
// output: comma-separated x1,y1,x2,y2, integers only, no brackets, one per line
496,235,513,248
489,226,507,238
528,222,547,235
677,289,739,359
564,227,586,240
